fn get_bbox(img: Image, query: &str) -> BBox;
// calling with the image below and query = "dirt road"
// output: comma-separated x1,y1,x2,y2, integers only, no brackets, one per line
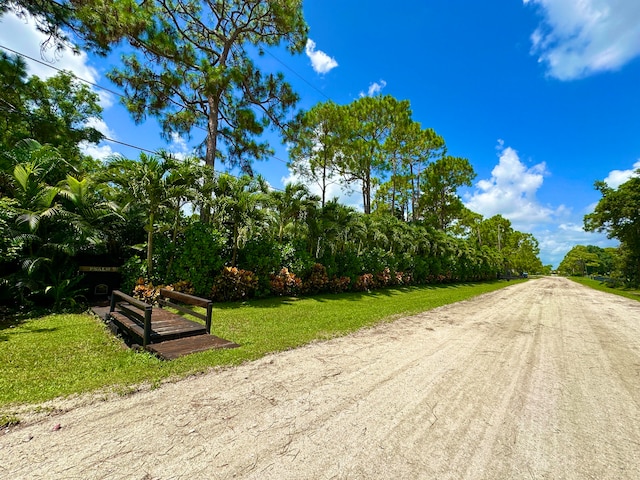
2,277,640,479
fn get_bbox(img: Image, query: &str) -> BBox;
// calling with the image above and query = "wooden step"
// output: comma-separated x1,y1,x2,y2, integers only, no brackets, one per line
147,335,239,360
108,308,207,344
109,311,145,342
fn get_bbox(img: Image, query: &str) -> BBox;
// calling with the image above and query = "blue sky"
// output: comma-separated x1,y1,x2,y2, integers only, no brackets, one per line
2,0,640,267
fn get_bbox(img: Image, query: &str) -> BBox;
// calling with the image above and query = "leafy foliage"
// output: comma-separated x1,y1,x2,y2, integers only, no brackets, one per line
303,263,329,294
106,0,308,175
270,267,302,296
0,2,550,312
168,223,226,297
0,53,103,164
210,267,259,302
585,175,640,285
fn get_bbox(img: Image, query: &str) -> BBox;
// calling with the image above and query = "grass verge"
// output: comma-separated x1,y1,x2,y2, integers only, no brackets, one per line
0,280,521,411
570,276,640,301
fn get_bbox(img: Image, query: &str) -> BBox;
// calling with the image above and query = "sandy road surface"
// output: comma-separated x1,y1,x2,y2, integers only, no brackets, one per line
2,277,640,479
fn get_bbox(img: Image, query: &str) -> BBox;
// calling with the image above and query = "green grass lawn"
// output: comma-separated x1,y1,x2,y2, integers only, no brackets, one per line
570,276,640,301
0,280,521,415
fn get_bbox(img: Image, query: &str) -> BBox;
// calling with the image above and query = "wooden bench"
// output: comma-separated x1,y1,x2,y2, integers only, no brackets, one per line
108,289,214,349
157,288,213,334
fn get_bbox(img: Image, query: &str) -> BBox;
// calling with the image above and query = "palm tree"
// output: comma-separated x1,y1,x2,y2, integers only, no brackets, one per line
100,153,192,276
268,182,319,242
57,175,118,253
212,173,270,266
4,140,111,307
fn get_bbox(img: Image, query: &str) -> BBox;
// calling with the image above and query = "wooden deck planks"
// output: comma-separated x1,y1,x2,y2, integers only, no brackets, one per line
147,335,239,360
102,302,238,359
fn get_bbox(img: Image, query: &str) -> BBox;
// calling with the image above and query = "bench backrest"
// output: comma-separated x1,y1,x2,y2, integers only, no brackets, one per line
158,288,210,307
158,288,213,334
110,290,151,312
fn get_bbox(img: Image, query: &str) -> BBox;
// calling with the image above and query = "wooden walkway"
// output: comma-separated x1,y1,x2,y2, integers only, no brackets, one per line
92,304,239,360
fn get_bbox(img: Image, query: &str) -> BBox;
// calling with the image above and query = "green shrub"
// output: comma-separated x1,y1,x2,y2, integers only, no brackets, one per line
238,237,281,297
279,241,315,278
120,255,146,294
329,248,363,279
169,223,226,297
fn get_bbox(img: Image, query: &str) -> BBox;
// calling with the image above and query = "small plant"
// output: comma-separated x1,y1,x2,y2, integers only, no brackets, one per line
329,276,351,293
375,267,393,287
354,273,375,292
210,266,258,302
132,279,169,304
395,271,412,285
170,280,195,295
270,267,302,296
44,270,87,312
303,263,329,294
0,414,20,428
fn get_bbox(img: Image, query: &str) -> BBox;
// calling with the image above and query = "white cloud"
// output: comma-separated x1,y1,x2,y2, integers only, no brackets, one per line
536,223,617,267
281,162,363,211
167,132,196,160
465,143,563,230
603,159,640,188
465,141,620,266
360,80,387,97
305,39,338,74
79,141,116,160
525,0,640,80
0,12,113,108
84,117,116,139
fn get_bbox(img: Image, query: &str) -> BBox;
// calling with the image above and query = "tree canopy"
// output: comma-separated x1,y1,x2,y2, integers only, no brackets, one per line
0,2,548,312
584,174,639,284
106,0,308,175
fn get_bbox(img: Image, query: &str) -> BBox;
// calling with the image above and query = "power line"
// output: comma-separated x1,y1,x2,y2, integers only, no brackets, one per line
0,43,124,99
102,136,158,155
263,49,333,102
99,137,287,192
0,44,296,190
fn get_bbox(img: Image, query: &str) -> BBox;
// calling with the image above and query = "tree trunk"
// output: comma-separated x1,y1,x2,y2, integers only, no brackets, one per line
146,213,154,277
232,222,239,266
201,95,220,223
391,155,398,214
363,171,371,215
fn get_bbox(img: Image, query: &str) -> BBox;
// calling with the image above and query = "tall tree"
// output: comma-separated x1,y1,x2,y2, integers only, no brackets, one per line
288,101,343,208
418,155,475,230
212,173,270,266
558,245,600,276
268,182,318,242
100,153,192,276
336,95,412,214
387,121,445,220
2,1,156,55
0,52,103,166
506,231,543,274
585,174,640,283
107,0,308,177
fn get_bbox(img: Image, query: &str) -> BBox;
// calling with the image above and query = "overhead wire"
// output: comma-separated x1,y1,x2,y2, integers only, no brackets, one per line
0,41,332,188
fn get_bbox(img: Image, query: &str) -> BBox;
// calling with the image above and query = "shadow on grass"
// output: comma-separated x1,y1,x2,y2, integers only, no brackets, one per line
0,311,28,331
211,281,498,311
